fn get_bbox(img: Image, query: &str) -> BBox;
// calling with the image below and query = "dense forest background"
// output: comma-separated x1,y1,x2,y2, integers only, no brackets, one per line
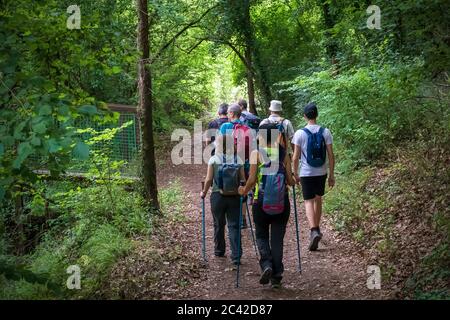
0,0,448,299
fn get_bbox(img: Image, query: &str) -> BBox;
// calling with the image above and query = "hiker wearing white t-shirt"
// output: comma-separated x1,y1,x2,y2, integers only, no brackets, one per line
292,102,335,251
259,100,295,153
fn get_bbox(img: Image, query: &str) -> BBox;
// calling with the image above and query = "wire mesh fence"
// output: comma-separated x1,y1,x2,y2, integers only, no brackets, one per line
27,105,141,174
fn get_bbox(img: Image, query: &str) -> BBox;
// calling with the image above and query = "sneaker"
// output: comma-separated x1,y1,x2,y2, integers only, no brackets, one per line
259,267,272,285
309,229,322,251
271,278,281,289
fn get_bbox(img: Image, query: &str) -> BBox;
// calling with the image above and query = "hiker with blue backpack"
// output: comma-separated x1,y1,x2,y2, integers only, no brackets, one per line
292,102,335,251
238,123,296,289
200,134,246,265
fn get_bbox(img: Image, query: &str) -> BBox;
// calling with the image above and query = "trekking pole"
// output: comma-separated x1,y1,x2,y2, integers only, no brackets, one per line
246,194,258,258
292,184,302,273
201,181,207,263
236,181,245,288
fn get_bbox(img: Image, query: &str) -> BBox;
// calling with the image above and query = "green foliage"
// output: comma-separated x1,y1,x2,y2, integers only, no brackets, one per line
324,168,393,242
159,179,188,223
283,59,449,167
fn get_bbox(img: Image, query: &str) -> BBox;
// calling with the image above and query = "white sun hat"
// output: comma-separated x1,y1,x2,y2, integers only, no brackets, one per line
269,100,282,112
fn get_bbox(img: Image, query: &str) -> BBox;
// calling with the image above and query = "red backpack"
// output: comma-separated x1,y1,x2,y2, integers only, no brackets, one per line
232,122,252,161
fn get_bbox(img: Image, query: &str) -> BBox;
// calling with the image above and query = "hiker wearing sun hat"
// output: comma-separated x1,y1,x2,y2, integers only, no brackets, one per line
259,100,295,153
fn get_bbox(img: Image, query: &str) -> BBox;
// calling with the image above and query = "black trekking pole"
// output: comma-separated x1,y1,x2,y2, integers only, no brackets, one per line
236,181,245,288
292,185,302,273
246,194,258,258
201,181,207,263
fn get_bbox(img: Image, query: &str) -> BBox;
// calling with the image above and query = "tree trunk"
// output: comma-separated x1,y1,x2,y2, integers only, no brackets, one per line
242,0,272,113
322,0,339,73
244,47,257,115
136,0,159,211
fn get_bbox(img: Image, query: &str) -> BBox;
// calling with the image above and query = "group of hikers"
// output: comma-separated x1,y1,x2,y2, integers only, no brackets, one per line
200,99,335,289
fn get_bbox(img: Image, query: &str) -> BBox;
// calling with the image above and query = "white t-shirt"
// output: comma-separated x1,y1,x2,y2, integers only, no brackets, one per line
292,124,333,177
259,115,295,140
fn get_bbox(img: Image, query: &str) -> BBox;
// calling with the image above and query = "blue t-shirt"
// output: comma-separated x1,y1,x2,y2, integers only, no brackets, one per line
219,119,242,135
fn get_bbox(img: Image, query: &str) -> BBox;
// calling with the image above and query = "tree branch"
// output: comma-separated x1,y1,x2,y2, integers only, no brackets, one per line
152,4,218,63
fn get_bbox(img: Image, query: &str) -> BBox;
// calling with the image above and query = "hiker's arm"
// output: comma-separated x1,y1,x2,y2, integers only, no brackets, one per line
284,156,296,186
239,167,246,184
200,165,214,198
292,144,301,184
326,143,335,188
239,151,258,195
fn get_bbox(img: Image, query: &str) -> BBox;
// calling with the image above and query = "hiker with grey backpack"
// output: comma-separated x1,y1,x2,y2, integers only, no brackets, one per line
200,134,246,266
238,123,296,289
292,102,335,251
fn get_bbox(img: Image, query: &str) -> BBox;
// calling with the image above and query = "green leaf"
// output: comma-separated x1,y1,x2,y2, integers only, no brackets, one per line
73,141,89,160
0,186,5,201
60,137,72,148
13,121,27,139
30,137,41,146
18,142,33,157
111,66,122,74
47,139,60,153
57,105,70,116
79,105,97,116
0,143,4,158
32,121,47,134
38,105,52,116
13,142,33,169
2,136,14,148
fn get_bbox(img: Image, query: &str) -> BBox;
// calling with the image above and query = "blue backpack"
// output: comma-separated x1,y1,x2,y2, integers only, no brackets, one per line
259,147,286,215
302,127,327,167
216,155,240,196
241,112,261,131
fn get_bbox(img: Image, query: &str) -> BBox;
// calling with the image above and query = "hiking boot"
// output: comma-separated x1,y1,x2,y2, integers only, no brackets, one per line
309,229,322,251
271,278,281,289
259,267,272,285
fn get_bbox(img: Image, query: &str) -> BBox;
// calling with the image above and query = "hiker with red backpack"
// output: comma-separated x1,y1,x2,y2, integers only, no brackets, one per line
201,134,246,265
292,102,335,251
238,123,296,289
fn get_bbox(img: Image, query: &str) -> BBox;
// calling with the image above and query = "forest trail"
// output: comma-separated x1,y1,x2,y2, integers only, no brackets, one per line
156,139,389,300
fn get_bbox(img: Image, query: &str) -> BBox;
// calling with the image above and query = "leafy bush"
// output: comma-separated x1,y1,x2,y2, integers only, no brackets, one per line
281,59,449,167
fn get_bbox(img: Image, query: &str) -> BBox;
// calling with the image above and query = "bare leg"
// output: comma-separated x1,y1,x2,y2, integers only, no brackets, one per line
313,195,322,227
241,201,247,227
304,199,317,229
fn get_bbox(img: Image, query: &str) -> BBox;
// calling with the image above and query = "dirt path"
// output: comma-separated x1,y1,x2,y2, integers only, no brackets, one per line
158,147,389,300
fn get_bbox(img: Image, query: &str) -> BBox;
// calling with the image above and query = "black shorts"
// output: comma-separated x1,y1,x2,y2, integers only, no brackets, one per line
300,175,327,200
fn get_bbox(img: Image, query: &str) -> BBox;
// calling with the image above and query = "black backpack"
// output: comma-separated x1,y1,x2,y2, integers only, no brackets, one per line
241,113,261,131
